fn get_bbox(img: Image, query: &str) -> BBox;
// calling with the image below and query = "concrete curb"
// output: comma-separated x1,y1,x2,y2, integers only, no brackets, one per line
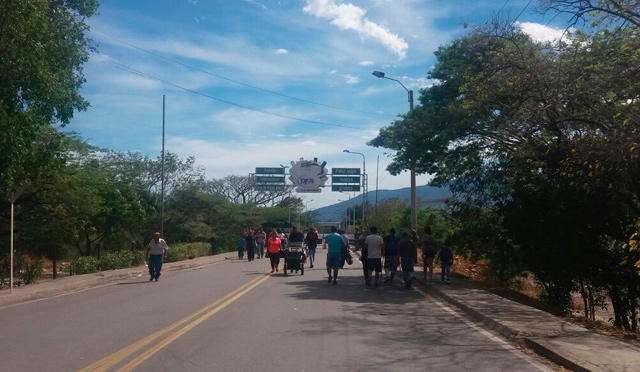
416,280,525,339
0,252,236,308
523,338,598,372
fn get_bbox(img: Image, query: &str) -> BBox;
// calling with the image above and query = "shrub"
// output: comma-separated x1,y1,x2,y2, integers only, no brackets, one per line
71,256,99,275
17,255,44,285
99,251,134,271
132,251,147,266
166,242,211,263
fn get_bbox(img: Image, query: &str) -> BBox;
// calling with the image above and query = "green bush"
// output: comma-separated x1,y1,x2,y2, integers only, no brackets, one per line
132,251,147,266
166,242,211,263
99,251,134,271
17,255,44,285
71,256,99,275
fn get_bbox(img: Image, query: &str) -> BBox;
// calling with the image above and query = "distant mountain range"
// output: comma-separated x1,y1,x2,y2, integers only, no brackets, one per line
314,185,451,222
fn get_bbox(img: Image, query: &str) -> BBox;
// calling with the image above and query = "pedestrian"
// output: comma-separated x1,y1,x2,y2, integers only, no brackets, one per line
357,228,370,284
422,227,437,282
146,232,169,282
267,230,282,273
324,226,343,285
278,229,287,250
411,229,419,264
383,228,400,285
245,230,256,262
255,228,266,259
288,226,304,244
338,229,350,269
237,234,245,260
437,239,454,283
364,226,385,287
304,226,319,268
397,231,417,289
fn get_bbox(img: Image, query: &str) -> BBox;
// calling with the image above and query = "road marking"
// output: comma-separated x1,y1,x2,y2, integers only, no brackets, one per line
414,288,553,372
117,272,272,372
78,269,272,372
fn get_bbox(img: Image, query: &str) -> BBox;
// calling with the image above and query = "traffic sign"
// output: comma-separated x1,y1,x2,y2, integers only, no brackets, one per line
332,185,360,192
254,184,285,192
255,167,285,175
332,168,360,175
255,176,285,183
332,176,360,184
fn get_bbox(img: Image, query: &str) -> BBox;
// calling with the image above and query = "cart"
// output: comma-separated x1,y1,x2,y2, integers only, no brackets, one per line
283,241,306,276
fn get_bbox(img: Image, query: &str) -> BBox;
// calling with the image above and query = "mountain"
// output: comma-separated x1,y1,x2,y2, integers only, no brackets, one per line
314,185,451,222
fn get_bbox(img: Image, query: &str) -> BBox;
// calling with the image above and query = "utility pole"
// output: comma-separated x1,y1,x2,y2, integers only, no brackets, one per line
375,155,379,210
161,95,166,237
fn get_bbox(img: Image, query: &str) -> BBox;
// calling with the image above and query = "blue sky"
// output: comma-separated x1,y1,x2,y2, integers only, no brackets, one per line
71,0,572,209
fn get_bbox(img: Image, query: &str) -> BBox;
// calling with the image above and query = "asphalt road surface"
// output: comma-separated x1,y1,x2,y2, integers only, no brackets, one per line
0,250,553,372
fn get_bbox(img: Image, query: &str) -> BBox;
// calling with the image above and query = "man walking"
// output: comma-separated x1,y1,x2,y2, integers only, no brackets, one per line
147,232,169,282
339,229,350,269
383,228,400,285
245,230,256,262
364,226,384,287
356,228,370,284
255,228,266,259
324,226,343,285
304,227,319,268
397,231,417,289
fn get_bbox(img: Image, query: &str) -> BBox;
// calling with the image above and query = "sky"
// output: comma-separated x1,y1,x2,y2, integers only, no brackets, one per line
70,0,573,210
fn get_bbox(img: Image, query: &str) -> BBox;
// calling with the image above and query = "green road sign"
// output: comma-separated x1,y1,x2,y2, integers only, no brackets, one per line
255,176,286,183
255,167,285,175
254,184,285,192
332,168,360,175
332,185,360,192
332,176,360,184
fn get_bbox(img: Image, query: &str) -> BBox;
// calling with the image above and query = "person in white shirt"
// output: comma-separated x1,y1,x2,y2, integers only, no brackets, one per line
146,232,169,282
364,226,384,287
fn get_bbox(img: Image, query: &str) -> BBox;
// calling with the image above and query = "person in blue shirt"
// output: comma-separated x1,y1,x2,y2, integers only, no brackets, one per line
237,235,245,260
324,226,344,285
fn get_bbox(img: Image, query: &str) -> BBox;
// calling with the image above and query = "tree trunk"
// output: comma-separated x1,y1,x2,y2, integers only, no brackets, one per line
52,258,57,279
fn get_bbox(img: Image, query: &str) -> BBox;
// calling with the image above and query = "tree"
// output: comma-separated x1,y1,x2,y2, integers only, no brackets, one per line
205,175,296,206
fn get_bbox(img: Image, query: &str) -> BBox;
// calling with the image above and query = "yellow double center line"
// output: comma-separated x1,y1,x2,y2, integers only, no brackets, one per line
79,269,273,372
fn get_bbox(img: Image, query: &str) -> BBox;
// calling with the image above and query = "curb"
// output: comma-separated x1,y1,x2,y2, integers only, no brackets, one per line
415,279,525,339
523,338,598,372
0,253,236,308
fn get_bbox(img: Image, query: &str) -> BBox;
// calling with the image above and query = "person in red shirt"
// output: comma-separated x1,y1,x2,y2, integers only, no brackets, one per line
266,229,282,273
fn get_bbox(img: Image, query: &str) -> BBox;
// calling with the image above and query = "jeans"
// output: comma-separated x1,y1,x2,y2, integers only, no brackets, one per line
269,254,280,269
256,243,265,258
149,254,164,280
247,247,255,261
400,256,414,283
441,264,451,281
308,246,316,266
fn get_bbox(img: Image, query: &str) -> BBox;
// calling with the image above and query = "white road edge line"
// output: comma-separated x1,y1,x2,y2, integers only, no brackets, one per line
0,260,228,310
415,288,554,372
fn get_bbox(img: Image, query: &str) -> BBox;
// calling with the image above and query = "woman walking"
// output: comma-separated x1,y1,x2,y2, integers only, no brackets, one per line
267,229,282,273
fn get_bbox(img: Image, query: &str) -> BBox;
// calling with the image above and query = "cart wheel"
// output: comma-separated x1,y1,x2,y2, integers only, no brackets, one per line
283,263,288,276
301,265,304,275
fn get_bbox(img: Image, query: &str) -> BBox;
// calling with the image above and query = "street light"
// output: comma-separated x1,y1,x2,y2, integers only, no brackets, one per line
301,199,314,228
372,70,417,231
343,149,366,226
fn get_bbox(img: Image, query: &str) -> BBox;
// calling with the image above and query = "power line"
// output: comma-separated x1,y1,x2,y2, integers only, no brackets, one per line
99,57,372,130
514,0,533,23
497,0,511,15
90,30,396,119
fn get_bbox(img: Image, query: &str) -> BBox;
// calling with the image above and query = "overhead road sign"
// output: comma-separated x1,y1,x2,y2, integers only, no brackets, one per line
255,176,286,183
332,168,360,175
332,185,360,192
255,185,286,192
332,176,360,184
255,167,285,175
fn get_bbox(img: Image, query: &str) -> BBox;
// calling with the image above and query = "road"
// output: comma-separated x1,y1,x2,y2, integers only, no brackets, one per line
0,250,552,372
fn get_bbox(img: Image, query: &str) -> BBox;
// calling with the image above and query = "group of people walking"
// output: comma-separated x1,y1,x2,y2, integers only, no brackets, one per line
356,226,454,288
237,225,454,289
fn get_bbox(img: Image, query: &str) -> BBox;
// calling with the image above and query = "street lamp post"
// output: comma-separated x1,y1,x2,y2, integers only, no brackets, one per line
343,149,366,226
372,71,417,231
302,199,314,228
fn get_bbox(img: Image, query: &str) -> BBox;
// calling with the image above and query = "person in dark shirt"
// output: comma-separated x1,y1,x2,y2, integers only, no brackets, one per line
397,231,417,289
245,231,256,262
436,238,454,283
288,227,304,243
304,227,319,268
383,228,400,285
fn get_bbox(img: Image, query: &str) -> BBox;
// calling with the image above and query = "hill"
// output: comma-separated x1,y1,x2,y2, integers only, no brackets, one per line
314,185,450,222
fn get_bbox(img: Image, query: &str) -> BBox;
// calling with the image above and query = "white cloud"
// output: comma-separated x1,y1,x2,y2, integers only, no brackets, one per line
244,0,267,10
303,0,409,59
274,48,289,54
329,69,337,74
358,60,374,66
515,21,573,44
344,74,360,84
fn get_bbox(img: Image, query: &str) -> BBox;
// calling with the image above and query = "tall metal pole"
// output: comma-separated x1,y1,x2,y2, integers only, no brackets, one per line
362,157,366,226
160,95,166,236
408,90,417,231
10,201,14,293
375,155,379,209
